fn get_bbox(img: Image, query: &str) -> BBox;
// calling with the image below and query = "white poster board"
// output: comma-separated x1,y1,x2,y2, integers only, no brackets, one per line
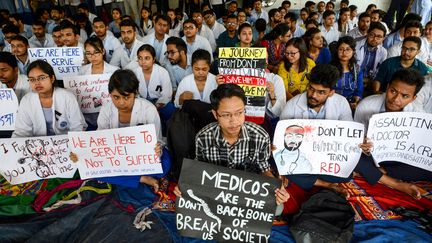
0,135,77,185
368,112,432,172
68,125,162,179
28,47,83,79
63,74,111,113
0,88,18,130
273,119,364,177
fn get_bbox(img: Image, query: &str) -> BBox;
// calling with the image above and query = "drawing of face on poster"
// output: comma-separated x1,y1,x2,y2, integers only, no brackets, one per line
17,139,54,179
275,125,312,175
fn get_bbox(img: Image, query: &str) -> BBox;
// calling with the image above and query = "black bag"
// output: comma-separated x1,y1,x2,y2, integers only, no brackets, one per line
166,109,196,180
289,189,355,243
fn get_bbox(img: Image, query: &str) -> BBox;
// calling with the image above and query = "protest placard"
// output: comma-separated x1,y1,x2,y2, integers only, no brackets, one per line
0,135,76,185
63,74,111,113
368,112,432,172
273,119,364,177
68,125,162,179
28,47,83,79
218,47,267,124
0,89,18,131
176,159,280,242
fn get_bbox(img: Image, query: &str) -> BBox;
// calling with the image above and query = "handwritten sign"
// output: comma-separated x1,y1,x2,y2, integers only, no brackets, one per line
68,125,162,179
273,119,364,177
63,74,111,113
176,159,280,242
0,89,18,130
219,47,267,124
368,112,432,172
28,47,83,79
0,135,76,185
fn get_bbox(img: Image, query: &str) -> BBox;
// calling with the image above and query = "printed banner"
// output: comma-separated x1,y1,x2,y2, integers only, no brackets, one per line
63,74,111,113
176,159,280,242
218,47,267,124
68,125,162,179
28,47,83,79
0,135,76,185
368,112,432,172
273,119,364,177
0,89,18,130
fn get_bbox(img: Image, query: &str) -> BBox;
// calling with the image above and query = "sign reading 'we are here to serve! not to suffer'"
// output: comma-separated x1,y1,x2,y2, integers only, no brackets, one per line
218,47,267,124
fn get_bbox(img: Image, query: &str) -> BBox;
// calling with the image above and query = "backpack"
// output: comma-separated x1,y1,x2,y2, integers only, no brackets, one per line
166,109,196,180
289,189,355,243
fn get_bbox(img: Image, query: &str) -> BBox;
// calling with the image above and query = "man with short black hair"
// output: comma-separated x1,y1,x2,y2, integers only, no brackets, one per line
348,12,371,41
284,12,305,38
181,19,213,61
372,36,429,93
142,15,170,65
0,51,30,102
10,35,30,75
77,3,97,23
216,15,239,48
110,19,145,69
29,20,56,48
164,37,192,90
204,9,226,40
191,10,217,53
60,21,83,48
355,68,429,198
9,13,32,39
92,17,121,62
47,5,64,34
320,10,339,43
250,0,269,24
2,24,19,53
52,25,64,47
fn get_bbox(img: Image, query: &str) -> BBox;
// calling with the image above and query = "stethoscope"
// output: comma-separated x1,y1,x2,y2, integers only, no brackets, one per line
279,149,300,175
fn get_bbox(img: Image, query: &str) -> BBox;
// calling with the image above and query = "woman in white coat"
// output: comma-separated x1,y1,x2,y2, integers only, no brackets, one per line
70,69,168,189
79,37,119,130
13,60,87,137
174,49,218,108
79,36,119,75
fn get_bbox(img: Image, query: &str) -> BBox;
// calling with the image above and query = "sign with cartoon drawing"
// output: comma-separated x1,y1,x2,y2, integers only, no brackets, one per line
0,135,76,185
176,159,280,242
273,120,364,177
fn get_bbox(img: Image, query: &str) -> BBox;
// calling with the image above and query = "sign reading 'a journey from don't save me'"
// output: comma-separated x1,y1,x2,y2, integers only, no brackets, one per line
176,159,280,242
218,47,267,124
68,125,162,179
273,119,364,177
368,112,432,172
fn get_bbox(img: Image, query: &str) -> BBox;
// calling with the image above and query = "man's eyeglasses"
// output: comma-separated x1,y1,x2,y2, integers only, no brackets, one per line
216,110,245,120
164,50,179,56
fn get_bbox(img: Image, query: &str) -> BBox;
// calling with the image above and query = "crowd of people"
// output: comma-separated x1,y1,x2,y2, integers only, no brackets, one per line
1,0,432,220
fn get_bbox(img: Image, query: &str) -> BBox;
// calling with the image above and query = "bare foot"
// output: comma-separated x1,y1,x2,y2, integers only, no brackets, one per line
379,175,422,199
393,181,422,200
315,179,348,199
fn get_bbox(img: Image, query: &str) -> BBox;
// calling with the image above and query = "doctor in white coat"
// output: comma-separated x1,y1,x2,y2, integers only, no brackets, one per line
0,51,31,102
13,60,86,138
280,64,353,121
142,15,170,65
174,49,217,108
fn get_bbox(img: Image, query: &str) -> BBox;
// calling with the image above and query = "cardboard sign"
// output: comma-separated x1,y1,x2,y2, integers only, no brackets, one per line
0,89,18,130
176,159,280,242
28,47,83,79
68,125,162,179
218,47,267,124
273,119,364,177
63,74,111,113
0,135,76,185
368,112,432,172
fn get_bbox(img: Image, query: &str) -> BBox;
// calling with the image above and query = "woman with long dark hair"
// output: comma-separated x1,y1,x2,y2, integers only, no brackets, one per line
335,7,353,36
278,37,316,100
330,36,363,110
303,27,331,65
261,23,291,73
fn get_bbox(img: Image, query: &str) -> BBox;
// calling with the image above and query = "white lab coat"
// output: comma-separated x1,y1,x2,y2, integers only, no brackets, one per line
265,72,286,117
142,32,169,65
133,64,172,105
97,97,162,141
356,38,388,78
79,61,119,75
12,87,87,137
1,74,31,102
182,35,213,61
354,93,420,130
174,73,217,108
280,92,353,121
28,34,56,48
102,34,121,63
198,25,217,53
411,75,432,113
110,39,145,69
